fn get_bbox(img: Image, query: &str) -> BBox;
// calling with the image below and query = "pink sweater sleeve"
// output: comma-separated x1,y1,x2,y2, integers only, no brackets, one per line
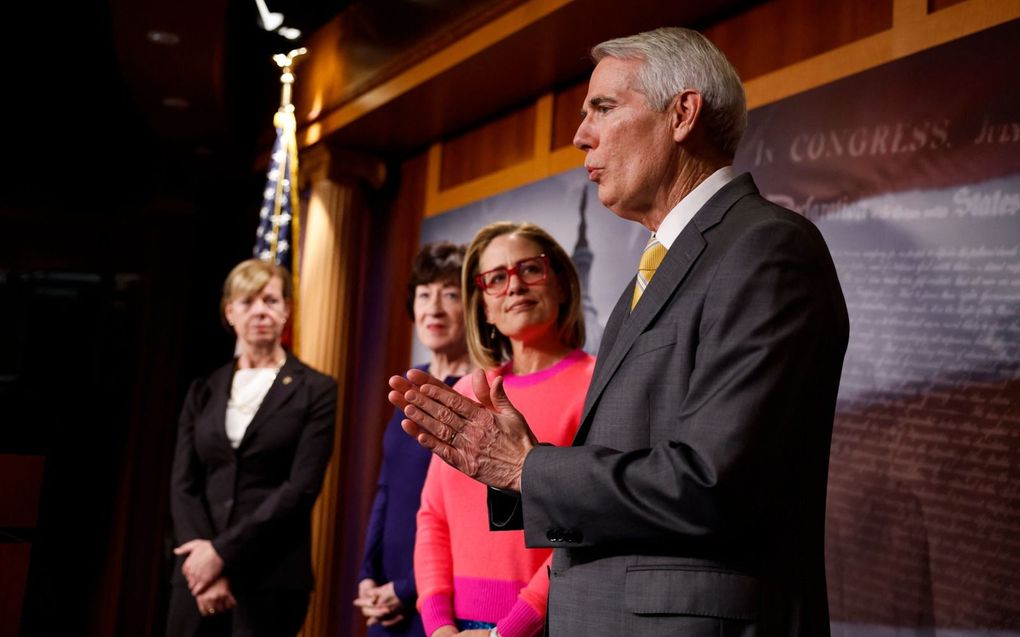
415,456,456,635
495,553,550,637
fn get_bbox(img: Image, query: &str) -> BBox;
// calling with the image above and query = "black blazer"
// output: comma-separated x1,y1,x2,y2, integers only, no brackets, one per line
492,174,849,636
170,353,337,591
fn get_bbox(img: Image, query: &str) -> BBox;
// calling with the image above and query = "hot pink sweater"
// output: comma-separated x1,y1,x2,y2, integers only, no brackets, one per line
415,350,595,637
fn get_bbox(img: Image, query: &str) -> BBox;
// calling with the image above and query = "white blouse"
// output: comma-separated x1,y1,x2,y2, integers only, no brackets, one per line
225,367,279,448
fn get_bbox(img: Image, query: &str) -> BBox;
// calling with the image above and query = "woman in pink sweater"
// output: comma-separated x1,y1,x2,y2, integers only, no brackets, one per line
415,222,595,637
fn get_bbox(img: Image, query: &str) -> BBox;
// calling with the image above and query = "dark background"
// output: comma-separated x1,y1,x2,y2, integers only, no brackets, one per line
0,1,515,631
1,2,276,634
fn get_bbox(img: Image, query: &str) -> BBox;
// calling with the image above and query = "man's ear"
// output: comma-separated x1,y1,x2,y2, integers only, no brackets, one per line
670,89,703,143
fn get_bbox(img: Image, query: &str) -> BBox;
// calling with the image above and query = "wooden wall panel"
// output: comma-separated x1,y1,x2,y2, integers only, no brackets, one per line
929,0,969,11
552,82,589,151
741,0,1016,109
703,0,893,81
440,105,537,189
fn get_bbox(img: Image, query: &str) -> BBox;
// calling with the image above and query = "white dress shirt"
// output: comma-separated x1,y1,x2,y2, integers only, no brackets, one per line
226,367,279,448
653,166,737,249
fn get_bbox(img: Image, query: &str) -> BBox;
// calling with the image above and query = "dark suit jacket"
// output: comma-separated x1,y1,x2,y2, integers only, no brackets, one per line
170,353,337,592
491,174,849,636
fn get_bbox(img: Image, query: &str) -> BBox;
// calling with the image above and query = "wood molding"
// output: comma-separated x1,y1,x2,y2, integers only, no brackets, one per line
300,0,575,149
893,0,929,27
744,0,1019,109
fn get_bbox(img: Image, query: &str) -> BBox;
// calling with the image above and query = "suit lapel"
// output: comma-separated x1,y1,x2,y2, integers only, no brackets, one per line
574,173,759,444
578,272,637,424
237,355,303,450
204,363,234,452
574,233,704,444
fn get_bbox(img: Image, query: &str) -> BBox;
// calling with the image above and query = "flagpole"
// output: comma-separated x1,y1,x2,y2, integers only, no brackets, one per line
272,48,306,353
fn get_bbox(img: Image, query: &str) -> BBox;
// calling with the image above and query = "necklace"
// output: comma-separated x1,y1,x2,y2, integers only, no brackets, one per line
228,366,280,416
237,352,286,371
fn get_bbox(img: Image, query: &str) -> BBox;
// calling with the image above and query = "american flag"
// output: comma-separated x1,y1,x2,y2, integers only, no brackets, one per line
253,109,299,270
253,108,301,348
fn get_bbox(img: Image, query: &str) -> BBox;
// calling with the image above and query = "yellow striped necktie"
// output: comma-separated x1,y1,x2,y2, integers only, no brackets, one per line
631,235,668,309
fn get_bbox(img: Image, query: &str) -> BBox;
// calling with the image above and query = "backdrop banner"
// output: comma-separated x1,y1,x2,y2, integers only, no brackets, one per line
421,18,1020,636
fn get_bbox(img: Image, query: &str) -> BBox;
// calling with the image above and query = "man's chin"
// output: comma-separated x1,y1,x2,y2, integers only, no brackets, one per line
596,188,620,213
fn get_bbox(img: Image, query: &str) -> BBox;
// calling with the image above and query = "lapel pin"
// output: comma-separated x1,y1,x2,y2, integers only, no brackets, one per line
282,376,293,385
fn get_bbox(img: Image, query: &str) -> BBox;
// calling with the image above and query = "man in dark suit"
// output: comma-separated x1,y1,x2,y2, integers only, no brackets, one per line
391,27,848,636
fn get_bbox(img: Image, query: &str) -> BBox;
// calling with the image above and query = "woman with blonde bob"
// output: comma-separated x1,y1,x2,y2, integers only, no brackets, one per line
413,222,595,637
167,258,337,637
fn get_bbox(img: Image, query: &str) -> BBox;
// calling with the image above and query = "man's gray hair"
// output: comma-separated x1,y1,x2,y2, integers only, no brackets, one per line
593,27,747,158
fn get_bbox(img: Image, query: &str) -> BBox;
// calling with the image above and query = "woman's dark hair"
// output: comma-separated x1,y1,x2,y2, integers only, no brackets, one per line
405,242,467,319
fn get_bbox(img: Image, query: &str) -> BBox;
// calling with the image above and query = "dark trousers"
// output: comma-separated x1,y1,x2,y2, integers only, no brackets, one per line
166,584,309,637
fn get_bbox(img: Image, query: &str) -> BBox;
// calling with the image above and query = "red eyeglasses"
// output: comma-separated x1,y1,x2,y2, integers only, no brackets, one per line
475,254,550,296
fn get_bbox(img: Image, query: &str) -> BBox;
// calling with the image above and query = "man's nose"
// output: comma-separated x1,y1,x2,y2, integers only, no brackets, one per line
573,118,593,150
